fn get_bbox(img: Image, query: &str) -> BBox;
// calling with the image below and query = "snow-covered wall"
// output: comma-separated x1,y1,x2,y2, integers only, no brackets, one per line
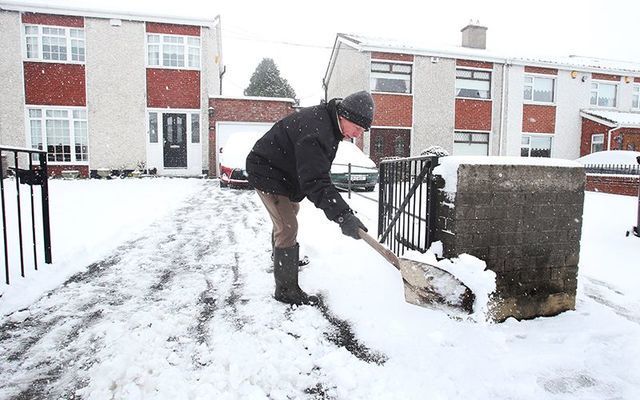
85,18,146,169
0,10,26,149
412,56,456,155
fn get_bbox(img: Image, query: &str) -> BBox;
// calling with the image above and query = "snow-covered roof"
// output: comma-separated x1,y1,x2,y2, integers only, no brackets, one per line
576,150,640,165
580,109,640,128
327,33,640,82
210,95,296,103
0,0,219,28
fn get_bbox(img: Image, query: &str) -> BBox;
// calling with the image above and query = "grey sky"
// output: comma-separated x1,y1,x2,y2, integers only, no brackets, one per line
9,0,639,105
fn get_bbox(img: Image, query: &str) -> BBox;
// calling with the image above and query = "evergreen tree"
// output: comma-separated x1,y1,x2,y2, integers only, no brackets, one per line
244,58,296,99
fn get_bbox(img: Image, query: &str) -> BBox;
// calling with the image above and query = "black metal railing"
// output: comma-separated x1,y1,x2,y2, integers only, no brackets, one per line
583,163,640,175
0,146,52,284
377,155,439,257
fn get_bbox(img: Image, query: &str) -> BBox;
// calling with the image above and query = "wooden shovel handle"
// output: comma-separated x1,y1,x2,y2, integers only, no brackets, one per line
358,228,401,270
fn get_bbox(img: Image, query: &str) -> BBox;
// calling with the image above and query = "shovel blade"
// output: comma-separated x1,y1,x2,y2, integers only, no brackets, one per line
398,258,475,314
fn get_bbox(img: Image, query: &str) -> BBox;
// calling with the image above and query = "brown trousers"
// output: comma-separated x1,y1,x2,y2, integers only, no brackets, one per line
256,190,300,248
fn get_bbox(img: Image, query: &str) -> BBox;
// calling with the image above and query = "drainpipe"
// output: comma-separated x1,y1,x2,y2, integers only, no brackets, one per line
219,65,226,95
498,62,508,156
607,125,621,150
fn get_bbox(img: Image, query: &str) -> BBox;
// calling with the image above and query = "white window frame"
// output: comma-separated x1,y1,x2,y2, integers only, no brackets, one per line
26,106,89,164
590,81,618,108
453,130,490,156
146,109,201,144
21,24,85,63
369,60,413,94
455,68,492,100
523,74,556,104
632,85,640,109
146,33,201,70
591,133,605,153
521,134,553,158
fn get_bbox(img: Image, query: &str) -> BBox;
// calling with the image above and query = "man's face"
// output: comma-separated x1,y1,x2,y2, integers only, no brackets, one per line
338,116,366,140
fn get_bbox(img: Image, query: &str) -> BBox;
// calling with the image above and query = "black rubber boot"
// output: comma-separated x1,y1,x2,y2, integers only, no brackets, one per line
273,244,318,306
271,233,310,268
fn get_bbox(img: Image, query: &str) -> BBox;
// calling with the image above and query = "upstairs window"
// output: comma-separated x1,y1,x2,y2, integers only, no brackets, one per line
23,25,85,62
370,61,412,94
633,85,639,109
524,75,555,103
147,34,201,69
590,82,617,107
455,69,491,99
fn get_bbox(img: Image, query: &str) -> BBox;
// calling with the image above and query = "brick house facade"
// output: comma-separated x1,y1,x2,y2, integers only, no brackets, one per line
0,3,223,177
323,26,640,164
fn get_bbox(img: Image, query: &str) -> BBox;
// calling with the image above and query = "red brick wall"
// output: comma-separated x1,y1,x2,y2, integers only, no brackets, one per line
456,59,493,69
371,52,414,62
208,98,295,177
586,175,639,196
22,12,84,27
580,118,610,156
146,69,200,109
24,62,86,106
524,66,558,75
522,104,556,133
369,128,411,165
592,73,621,82
47,165,89,178
146,22,200,36
455,99,492,131
372,94,412,127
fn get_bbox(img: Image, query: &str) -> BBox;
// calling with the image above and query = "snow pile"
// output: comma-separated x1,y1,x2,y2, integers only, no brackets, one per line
220,131,263,169
331,141,377,174
576,150,640,166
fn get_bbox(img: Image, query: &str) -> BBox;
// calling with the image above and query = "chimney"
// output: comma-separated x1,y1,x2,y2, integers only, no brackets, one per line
461,20,487,49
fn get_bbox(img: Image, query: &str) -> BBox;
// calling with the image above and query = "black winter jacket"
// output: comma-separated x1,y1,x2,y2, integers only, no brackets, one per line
246,99,350,221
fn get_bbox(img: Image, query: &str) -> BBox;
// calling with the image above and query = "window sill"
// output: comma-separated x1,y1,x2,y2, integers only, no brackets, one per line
370,91,413,96
455,96,492,101
146,65,201,71
523,101,556,106
23,59,86,65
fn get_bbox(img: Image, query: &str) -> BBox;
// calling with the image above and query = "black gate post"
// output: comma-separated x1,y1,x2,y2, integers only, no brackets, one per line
39,152,52,263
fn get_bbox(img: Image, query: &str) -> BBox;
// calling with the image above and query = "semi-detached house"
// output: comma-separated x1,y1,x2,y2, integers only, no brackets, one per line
323,24,640,164
0,1,223,177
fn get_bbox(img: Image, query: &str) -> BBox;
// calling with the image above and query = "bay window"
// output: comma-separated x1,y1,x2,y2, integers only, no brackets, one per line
590,82,617,107
23,25,85,62
28,108,88,163
147,34,201,69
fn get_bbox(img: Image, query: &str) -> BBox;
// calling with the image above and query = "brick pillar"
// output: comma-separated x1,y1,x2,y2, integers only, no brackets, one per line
435,163,585,321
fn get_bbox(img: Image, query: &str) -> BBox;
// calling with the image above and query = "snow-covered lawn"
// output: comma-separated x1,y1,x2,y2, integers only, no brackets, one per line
0,178,639,399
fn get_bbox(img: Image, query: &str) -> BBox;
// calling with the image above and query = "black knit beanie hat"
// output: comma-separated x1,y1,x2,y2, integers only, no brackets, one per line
336,91,375,130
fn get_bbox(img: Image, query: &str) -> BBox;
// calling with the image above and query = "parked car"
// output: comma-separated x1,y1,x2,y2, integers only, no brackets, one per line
219,131,263,189
330,141,378,191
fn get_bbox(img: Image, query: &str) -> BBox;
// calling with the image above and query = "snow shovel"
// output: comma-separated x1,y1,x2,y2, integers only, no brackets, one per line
358,229,475,313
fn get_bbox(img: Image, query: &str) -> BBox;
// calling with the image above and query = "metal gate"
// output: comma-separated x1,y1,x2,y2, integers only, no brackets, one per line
0,146,52,284
377,155,439,256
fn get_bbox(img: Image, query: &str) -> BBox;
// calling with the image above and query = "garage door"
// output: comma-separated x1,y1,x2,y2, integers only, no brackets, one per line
215,121,274,176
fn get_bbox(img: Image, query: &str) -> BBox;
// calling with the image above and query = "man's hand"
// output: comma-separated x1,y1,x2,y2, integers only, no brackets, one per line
336,212,368,240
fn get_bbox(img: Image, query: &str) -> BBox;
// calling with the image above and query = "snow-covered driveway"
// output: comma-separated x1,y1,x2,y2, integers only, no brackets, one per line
1,181,639,399
0,181,385,399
